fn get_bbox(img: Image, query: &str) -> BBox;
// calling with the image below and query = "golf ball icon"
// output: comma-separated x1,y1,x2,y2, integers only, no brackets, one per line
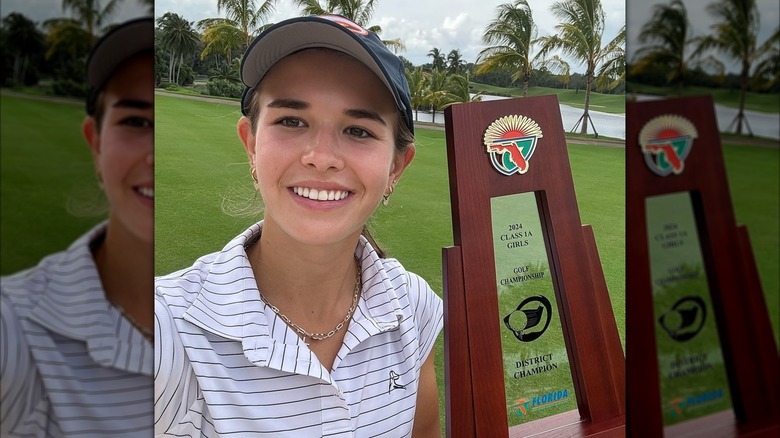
658,295,707,342
503,295,553,342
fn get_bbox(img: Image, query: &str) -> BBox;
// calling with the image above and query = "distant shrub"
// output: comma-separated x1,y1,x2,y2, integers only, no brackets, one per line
205,79,242,98
193,84,209,95
51,79,87,98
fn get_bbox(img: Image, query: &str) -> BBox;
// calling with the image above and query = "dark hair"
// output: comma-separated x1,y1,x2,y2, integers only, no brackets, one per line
90,50,154,131
244,82,414,259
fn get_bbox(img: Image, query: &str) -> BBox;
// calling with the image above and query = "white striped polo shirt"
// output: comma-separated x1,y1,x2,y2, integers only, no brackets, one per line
0,223,154,437
154,221,443,437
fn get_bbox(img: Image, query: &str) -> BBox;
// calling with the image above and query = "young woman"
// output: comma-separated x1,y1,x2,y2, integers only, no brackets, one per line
154,15,443,437
0,18,154,436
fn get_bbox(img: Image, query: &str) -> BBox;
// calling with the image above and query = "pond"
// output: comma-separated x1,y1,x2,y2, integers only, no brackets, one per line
413,94,780,141
413,94,627,140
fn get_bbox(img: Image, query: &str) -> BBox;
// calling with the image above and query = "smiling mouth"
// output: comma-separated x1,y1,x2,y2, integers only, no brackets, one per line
136,186,154,199
292,186,350,201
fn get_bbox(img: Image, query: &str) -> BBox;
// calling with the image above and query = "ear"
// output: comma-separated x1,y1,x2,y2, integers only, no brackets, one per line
82,116,101,164
389,144,416,184
237,116,256,164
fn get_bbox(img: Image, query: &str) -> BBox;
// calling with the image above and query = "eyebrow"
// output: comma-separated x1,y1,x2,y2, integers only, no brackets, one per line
268,98,388,127
113,99,152,110
344,108,387,126
267,99,309,110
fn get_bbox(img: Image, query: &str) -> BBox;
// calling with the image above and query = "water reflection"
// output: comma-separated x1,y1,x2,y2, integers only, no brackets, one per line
634,94,780,140
414,94,627,140
415,94,780,141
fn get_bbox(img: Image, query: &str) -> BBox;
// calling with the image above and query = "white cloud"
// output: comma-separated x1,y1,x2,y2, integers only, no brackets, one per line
1,0,148,27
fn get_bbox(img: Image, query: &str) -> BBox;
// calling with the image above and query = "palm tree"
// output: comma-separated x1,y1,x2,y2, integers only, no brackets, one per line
43,18,91,81
475,0,538,97
217,0,277,47
209,60,240,82
630,1,697,96
750,27,780,90
444,73,483,106
695,0,779,135
537,0,624,134
425,69,451,122
292,0,404,52
405,66,428,121
156,12,200,84
294,0,376,25
198,18,245,68
447,49,465,75
1,13,45,85
595,25,626,93
61,0,121,44
428,47,446,71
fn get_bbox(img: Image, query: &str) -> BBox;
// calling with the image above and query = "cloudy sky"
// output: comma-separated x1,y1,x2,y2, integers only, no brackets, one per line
151,0,625,70
0,0,149,26
2,1,777,74
0,0,623,72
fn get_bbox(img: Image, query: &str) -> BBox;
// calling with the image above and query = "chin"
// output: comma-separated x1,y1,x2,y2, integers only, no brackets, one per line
278,218,363,248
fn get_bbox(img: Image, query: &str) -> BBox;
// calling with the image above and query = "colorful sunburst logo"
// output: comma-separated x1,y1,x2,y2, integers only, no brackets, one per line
484,115,543,176
639,115,698,176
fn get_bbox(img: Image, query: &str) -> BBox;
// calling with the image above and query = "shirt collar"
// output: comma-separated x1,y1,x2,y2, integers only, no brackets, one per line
182,221,405,354
26,222,152,374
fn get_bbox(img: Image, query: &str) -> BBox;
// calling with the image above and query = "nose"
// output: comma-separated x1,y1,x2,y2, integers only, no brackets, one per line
301,128,344,172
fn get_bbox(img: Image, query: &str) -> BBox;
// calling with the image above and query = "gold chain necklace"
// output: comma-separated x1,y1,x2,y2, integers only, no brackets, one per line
259,256,361,344
114,304,154,341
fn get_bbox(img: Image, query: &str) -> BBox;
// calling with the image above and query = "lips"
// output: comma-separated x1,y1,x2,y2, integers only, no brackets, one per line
292,186,350,201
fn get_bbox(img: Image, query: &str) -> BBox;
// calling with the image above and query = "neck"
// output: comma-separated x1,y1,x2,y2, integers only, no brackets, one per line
249,220,361,325
93,218,154,333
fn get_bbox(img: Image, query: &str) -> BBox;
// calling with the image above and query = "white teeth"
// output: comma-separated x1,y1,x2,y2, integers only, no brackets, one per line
292,187,348,201
137,187,154,199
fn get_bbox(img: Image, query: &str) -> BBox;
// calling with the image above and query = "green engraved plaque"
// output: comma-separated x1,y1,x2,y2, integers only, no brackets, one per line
491,191,576,426
646,192,733,426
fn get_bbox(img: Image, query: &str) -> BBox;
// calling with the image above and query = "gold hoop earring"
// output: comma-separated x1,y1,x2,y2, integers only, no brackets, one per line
250,166,258,183
382,183,396,206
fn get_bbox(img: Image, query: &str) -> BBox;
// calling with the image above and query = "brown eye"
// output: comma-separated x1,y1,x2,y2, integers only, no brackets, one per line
121,117,152,128
346,127,371,138
279,117,304,128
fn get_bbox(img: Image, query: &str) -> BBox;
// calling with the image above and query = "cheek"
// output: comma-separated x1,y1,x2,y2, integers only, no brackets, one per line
252,136,288,187
97,130,151,180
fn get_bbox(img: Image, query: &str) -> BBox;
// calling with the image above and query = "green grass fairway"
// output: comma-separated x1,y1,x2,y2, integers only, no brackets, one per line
154,93,626,430
470,83,626,114
627,82,780,114
722,143,780,343
0,93,104,275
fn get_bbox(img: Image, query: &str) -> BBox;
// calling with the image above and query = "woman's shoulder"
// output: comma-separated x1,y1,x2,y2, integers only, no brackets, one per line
155,224,261,299
154,250,220,311
1,222,106,309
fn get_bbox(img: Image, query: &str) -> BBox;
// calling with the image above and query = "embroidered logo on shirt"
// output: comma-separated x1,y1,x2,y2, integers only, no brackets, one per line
389,370,406,393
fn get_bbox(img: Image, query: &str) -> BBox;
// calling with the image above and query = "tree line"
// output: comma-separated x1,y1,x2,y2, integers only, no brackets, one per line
152,0,625,134
628,0,778,134
3,0,627,134
1,0,153,95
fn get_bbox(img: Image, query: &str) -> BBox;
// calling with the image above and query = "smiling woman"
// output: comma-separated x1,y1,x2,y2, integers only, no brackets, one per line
154,14,443,437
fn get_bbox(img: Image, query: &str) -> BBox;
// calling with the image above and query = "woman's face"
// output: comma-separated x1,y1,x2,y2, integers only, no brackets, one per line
238,49,414,247
83,53,154,244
